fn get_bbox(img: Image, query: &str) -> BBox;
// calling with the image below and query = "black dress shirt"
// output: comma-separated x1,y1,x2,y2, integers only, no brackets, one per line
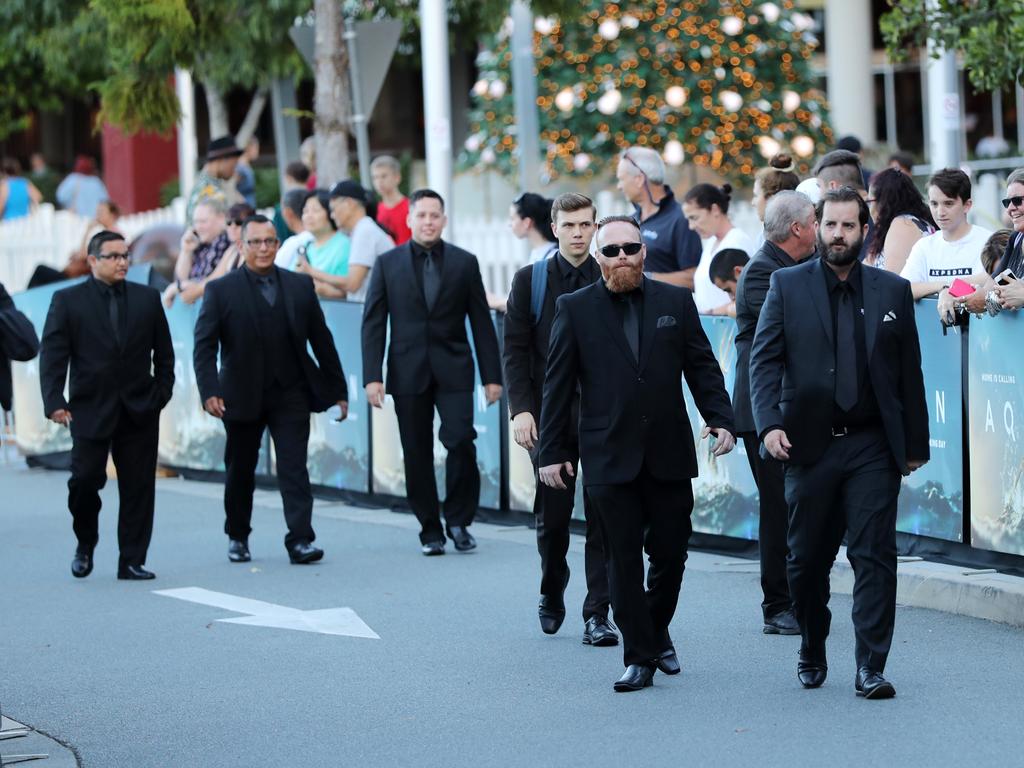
92,277,126,345
556,252,599,293
823,261,880,430
610,278,644,362
410,239,444,296
243,265,278,306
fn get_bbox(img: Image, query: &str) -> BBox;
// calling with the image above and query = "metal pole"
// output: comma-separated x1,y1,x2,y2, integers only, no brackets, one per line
419,0,453,233
992,90,1004,141
270,78,302,198
883,62,898,148
510,0,540,192
344,21,373,189
926,44,961,168
174,68,198,204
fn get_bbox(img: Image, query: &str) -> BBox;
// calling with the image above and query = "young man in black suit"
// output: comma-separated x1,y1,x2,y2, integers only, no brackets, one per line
40,231,174,580
538,216,736,692
0,280,39,414
750,186,930,699
503,193,616,646
361,189,503,556
193,215,347,565
732,191,818,636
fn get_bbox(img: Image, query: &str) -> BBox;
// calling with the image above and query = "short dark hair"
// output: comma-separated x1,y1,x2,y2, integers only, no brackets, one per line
982,229,1012,275
282,189,307,217
285,161,310,184
683,183,733,214
836,135,863,154
228,202,255,222
887,151,915,173
814,149,864,191
410,188,445,212
304,188,337,230
928,168,972,203
87,230,126,258
550,192,596,224
240,213,274,239
709,248,749,284
596,214,641,237
816,186,870,228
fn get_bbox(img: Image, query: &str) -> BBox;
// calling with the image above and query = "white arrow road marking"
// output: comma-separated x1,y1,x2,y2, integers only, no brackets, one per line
153,587,380,639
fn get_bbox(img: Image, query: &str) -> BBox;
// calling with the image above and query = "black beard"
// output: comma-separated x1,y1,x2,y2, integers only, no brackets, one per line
817,233,863,267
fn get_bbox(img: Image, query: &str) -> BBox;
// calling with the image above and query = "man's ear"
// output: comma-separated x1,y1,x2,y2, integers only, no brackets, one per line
732,265,744,281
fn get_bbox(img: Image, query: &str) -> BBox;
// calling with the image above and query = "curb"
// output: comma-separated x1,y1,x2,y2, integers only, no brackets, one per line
0,714,80,767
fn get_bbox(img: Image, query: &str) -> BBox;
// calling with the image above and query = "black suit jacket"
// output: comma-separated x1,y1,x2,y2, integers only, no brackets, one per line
193,266,347,422
537,278,735,485
749,258,929,470
502,253,600,419
0,282,40,411
733,241,800,434
361,240,502,394
40,278,174,439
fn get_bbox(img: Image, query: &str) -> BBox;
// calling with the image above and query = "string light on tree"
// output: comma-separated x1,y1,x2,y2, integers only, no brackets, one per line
534,16,556,35
790,135,815,157
555,87,576,112
598,18,621,40
573,153,592,171
665,85,688,109
782,90,801,112
719,90,743,112
760,3,781,23
663,139,686,166
721,16,744,36
758,136,782,158
597,87,622,115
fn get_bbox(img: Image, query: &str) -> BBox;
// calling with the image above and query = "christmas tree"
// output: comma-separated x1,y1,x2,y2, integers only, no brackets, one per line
461,0,833,182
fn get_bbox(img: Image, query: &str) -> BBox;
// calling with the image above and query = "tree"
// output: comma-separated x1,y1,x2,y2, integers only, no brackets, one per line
460,0,832,181
313,0,350,186
881,1,1024,94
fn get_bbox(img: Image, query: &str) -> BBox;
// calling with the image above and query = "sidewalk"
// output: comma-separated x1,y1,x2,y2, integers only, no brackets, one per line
0,714,78,767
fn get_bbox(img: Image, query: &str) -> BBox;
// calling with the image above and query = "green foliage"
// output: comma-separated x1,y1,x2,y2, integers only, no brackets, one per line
881,1,1024,92
254,166,282,208
461,0,832,181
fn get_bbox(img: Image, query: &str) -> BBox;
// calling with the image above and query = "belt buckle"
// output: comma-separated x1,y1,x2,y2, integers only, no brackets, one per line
831,426,849,438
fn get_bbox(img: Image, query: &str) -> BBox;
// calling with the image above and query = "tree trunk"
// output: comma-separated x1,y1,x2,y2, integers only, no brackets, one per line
313,0,350,187
204,81,230,138
236,85,269,147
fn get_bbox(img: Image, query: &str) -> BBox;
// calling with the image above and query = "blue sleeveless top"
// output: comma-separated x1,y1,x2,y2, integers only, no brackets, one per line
2,177,31,220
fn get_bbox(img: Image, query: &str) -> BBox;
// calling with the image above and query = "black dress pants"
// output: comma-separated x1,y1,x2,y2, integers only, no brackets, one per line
533,448,610,621
393,387,478,544
587,467,693,668
223,385,314,549
740,431,792,619
784,428,901,672
68,407,158,567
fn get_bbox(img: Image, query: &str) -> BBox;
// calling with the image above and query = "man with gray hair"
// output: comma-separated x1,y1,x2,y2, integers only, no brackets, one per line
615,146,701,289
734,190,817,636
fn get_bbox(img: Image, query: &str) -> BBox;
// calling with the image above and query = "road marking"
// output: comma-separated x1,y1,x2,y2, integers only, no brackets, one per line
153,587,380,639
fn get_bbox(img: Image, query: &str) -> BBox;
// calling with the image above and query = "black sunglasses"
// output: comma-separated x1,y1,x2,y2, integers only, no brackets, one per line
228,218,245,226
599,242,643,258
1002,196,1024,209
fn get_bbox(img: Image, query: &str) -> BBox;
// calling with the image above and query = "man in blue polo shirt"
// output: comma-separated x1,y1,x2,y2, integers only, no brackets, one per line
615,146,702,289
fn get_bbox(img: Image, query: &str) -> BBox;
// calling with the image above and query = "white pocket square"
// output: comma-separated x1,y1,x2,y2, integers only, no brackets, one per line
883,311,897,322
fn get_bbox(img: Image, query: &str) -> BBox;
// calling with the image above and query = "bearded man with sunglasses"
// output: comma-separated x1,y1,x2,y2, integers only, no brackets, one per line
41,230,175,580
537,215,735,692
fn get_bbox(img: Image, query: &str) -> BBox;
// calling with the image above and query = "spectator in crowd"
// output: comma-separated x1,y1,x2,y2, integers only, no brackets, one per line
865,168,935,273
27,200,125,288
708,248,750,301
57,155,109,219
814,149,866,197
296,180,393,301
509,192,559,264
300,136,317,189
615,146,702,289
29,152,59,203
752,154,800,224
902,169,993,320
682,183,756,315
371,155,412,245
795,177,821,205
0,157,43,220
835,135,873,189
995,169,1024,310
235,137,259,208
275,188,315,271
185,202,257,300
186,136,243,225
272,161,311,242
163,196,231,307
887,151,915,176
981,229,1012,276
296,189,350,282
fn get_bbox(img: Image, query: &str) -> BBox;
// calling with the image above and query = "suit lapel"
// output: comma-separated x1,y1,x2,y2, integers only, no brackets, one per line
806,260,834,346
637,278,657,374
595,282,639,371
862,265,881,359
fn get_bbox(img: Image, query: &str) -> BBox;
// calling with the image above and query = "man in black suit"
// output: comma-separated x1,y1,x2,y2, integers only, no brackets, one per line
750,187,929,699
538,215,736,692
503,192,616,646
194,215,347,565
0,280,40,414
362,189,503,556
40,231,174,580
733,191,818,635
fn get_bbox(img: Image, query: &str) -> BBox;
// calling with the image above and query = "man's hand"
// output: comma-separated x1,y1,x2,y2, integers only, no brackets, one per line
539,461,574,490
180,229,199,254
162,283,179,309
335,400,349,422
484,383,503,405
365,382,385,409
180,282,204,305
763,428,791,461
204,396,226,418
905,458,928,476
701,425,735,457
997,277,1024,310
49,409,72,427
512,412,538,450
936,288,957,324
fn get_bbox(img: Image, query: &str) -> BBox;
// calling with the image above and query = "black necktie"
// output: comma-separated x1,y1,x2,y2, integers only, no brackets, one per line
258,276,276,306
567,267,586,293
423,249,441,311
621,291,640,362
835,281,858,411
107,285,122,346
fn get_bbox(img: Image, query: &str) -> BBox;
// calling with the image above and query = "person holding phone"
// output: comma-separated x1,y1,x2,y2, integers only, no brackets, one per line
994,169,1024,310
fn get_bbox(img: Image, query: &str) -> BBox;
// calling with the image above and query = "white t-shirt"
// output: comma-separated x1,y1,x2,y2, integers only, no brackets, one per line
900,225,992,284
275,231,314,270
529,242,558,264
692,226,756,313
347,216,395,302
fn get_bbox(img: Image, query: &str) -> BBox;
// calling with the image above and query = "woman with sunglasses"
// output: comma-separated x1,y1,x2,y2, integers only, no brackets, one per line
995,168,1024,310
865,168,935,274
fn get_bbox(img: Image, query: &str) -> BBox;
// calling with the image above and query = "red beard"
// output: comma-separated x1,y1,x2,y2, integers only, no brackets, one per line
603,262,643,293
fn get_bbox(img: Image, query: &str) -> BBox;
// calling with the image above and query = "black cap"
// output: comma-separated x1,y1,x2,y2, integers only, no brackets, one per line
206,136,243,161
329,179,369,204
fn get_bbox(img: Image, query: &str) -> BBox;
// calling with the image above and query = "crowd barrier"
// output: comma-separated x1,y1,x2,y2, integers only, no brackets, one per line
8,277,1023,565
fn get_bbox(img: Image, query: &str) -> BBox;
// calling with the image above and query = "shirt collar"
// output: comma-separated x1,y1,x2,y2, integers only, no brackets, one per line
823,258,861,293
410,239,442,258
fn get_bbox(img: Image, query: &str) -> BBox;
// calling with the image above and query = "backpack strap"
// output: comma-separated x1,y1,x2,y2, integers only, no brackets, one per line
530,253,555,326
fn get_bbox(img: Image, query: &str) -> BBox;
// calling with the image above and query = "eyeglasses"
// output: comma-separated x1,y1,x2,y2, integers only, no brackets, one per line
1002,196,1024,209
599,242,643,258
245,238,279,249
228,219,245,226
96,252,130,262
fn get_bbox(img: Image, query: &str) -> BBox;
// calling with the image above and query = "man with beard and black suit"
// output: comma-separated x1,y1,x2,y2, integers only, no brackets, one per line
40,231,174,580
503,192,616,646
733,191,818,636
362,189,502,556
194,215,347,565
538,215,735,692
750,186,929,699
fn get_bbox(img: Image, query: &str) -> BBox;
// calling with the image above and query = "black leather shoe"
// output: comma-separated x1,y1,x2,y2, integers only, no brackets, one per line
613,665,655,692
764,609,800,635
538,595,566,635
657,645,681,675
797,647,828,688
117,564,156,580
855,667,896,699
447,526,477,552
71,550,93,579
582,616,620,647
287,541,324,564
228,539,251,563
421,540,446,556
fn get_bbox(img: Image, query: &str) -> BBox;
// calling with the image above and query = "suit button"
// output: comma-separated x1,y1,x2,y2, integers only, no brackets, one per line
637,377,645,384
641,415,648,423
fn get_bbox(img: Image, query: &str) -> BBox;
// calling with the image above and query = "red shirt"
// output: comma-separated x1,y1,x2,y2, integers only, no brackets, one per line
376,197,411,245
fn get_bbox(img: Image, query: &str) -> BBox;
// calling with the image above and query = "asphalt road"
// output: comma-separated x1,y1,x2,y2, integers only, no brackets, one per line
2,460,1022,768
